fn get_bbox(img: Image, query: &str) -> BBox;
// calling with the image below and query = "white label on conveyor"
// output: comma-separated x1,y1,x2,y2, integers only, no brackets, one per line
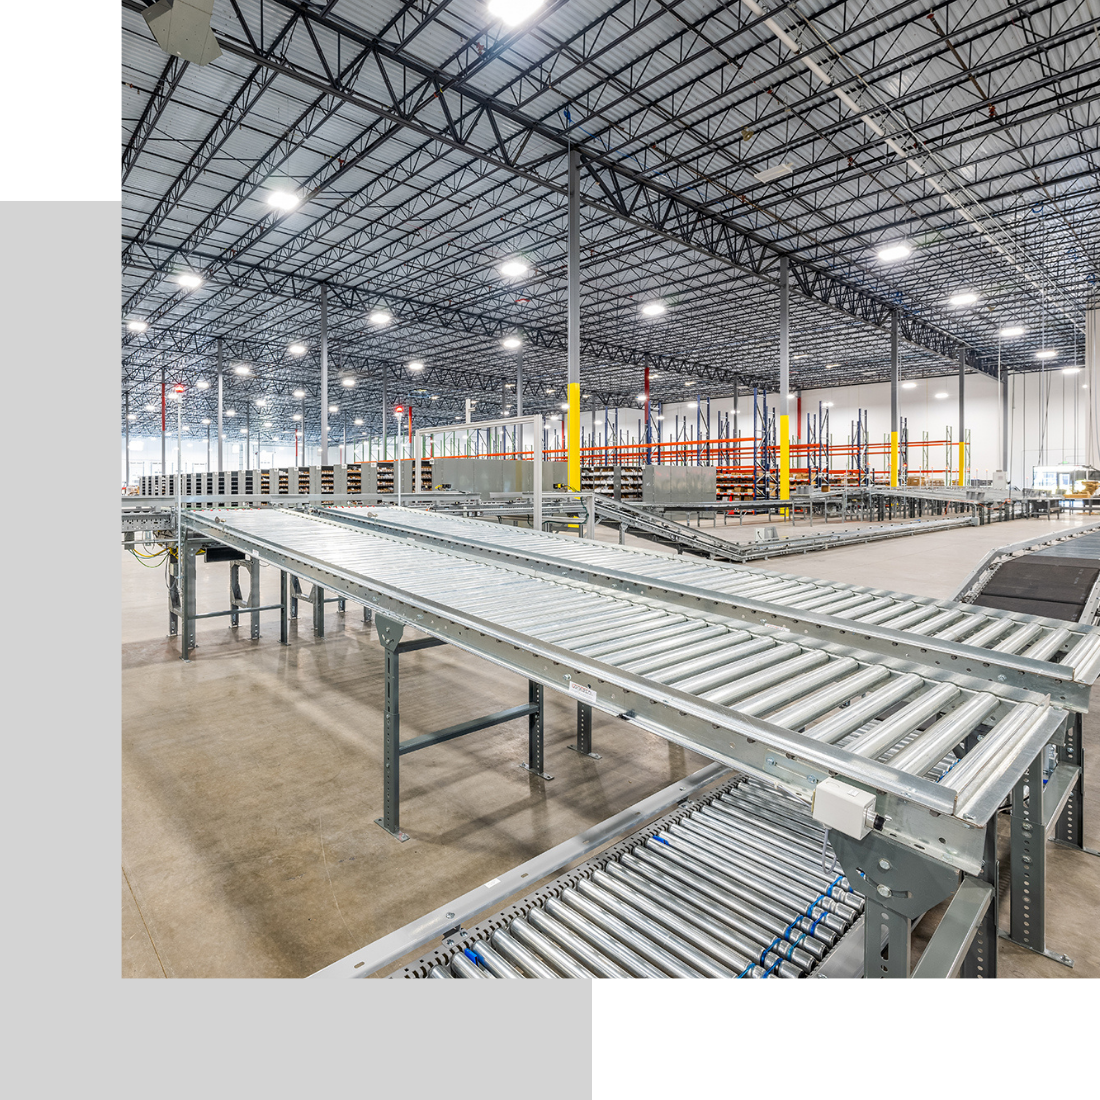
569,681,597,703
483,878,500,889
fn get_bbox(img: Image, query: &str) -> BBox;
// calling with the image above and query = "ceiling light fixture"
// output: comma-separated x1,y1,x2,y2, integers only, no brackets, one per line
368,310,391,326
1035,349,1058,361
753,162,794,184
196,380,209,389
341,377,356,387
641,302,666,317
502,337,522,349
934,392,948,399
267,190,299,211
486,0,544,27
177,273,203,289
408,361,425,371
292,413,301,421
226,410,236,417
949,292,978,307
999,326,1025,338
876,242,912,263
902,381,917,390
127,320,148,333
288,343,306,355
354,418,363,426
1062,366,1081,375
233,364,250,375
329,405,339,413
293,389,305,398
500,260,529,277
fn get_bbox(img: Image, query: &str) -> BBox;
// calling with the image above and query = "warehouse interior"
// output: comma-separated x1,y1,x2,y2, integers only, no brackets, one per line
120,0,1100,981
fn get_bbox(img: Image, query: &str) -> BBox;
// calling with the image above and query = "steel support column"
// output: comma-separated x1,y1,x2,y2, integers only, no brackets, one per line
217,337,224,472
124,391,130,489
778,257,790,503
958,344,966,487
320,284,329,466
516,345,524,418
890,311,900,488
567,146,581,491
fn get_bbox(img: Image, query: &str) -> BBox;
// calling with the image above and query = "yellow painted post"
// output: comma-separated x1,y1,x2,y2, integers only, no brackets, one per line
958,440,966,487
568,381,581,490
890,430,899,487
779,414,790,501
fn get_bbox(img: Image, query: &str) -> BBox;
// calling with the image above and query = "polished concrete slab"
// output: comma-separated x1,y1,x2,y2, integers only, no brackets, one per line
123,512,1098,978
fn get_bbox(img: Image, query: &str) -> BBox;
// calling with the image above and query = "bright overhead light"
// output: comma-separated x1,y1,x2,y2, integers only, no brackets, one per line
263,421,272,428
368,310,391,326
226,410,236,417
825,363,838,369
545,389,555,394
233,364,250,376
255,398,266,407
293,389,305,398
502,337,522,349
792,354,807,361
288,343,306,355
1035,349,1058,361
753,162,794,184
560,403,570,410
823,401,834,407
329,405,339,413
408,360,425,371
177,273,203,289
641,302,666,317
949,292,978,307
201,418,211,425
999,326,1025,338
902,381,917,389
430,395,439,400
127,320,148,333
487,0,544,26
786,392,795,400
267,190,299,211
687,401,698,409
341,377,356,387
354,418,363,426
292,413,301,421
637,393,647,402
1062,366,1081,375
876,242,912,263
500,260,529,277
934,392,948,399
196,379,210,389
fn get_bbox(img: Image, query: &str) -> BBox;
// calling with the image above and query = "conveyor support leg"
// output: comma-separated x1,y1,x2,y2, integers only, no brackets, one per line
568,702,600,759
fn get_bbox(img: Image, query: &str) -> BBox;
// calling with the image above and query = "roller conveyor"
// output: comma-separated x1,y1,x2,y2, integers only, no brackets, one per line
180,507,1072,878
322,505,1100,706
391,775,863,979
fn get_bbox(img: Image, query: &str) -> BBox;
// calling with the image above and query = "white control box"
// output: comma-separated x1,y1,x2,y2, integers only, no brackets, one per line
811,778,876,840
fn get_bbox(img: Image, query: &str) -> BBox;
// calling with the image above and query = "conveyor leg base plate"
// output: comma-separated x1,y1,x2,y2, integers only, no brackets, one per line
519,764,554,781
567,747,601,759
997,930,1073,968
374,818,410,842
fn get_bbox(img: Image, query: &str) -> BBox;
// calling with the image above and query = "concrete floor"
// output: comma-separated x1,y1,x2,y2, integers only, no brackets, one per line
122,513,1098,978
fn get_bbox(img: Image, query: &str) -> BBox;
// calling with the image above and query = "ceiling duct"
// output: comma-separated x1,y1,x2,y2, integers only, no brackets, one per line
143,0,221,66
